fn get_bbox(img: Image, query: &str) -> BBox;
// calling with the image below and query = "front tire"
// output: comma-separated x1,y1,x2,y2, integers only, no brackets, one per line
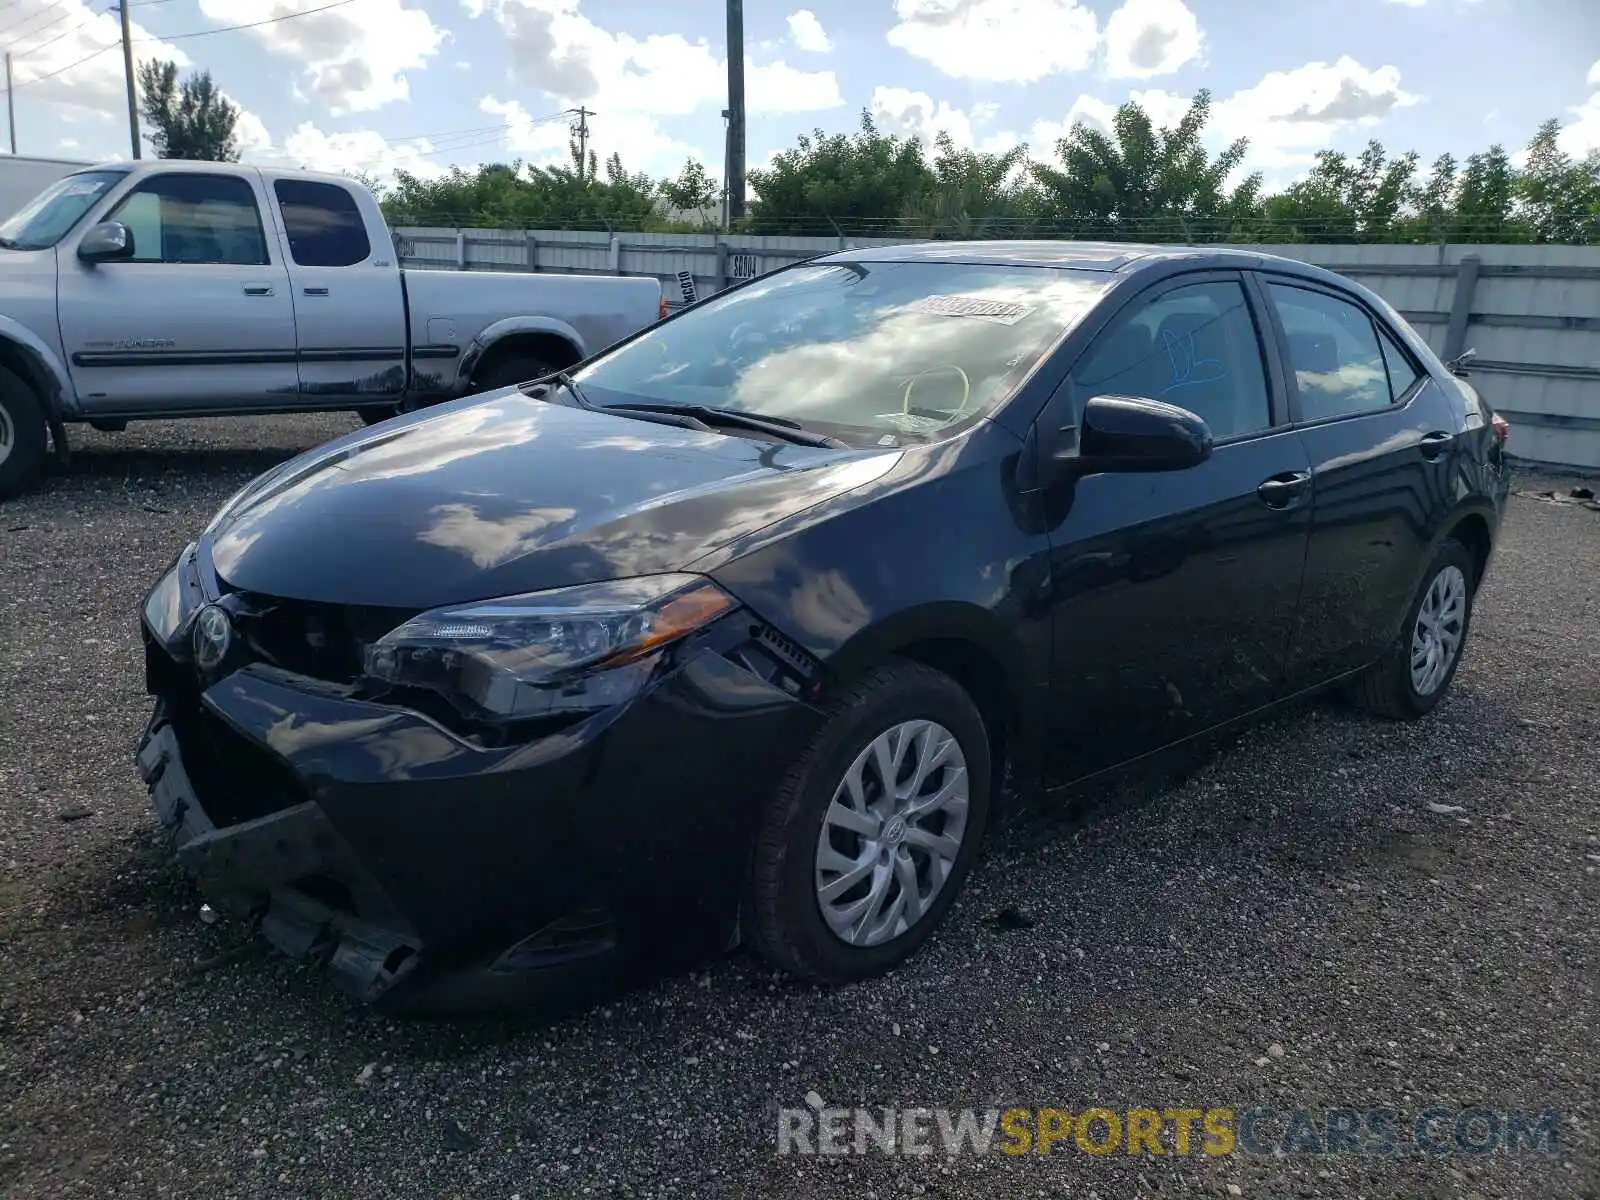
1352,537,1476,720
744,660,992,983
472,354,557,395
0,365,48,499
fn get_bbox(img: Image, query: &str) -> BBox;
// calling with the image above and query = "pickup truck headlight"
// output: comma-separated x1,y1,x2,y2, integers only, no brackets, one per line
362,573,736,719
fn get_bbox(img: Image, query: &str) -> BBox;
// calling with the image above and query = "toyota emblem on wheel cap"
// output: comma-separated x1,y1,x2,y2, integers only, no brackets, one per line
192,604,233,671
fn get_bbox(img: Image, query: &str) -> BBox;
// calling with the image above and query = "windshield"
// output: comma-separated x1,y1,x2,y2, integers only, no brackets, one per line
573,260,1108,445
0,170,127,250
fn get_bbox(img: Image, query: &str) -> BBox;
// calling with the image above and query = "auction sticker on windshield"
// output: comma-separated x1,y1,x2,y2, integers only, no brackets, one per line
904,296,1036,324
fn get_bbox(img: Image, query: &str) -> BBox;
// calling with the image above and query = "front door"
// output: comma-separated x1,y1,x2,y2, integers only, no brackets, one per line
58,169,296,413
1041,272,1313,784
270,177,408,399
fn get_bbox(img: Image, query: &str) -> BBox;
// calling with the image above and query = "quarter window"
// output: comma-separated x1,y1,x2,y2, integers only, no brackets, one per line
1378,326,1423,400
274,179,371,268
1267,284,1393,421
106,173,268,266
1072,279,1273,440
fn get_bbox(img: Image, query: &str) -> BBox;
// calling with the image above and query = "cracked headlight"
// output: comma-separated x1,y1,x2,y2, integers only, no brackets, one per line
363,573,736,719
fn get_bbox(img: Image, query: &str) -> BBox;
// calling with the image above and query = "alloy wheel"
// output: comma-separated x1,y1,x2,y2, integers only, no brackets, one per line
814,718,970,947
0,402,12,467
1411,564,1467,696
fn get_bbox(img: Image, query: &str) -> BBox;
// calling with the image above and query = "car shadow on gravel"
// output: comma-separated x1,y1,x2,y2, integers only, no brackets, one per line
44,445,307,487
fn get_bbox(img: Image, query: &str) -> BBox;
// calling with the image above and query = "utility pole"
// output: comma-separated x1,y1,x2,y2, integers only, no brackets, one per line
5,53,15,155
724,0,745,225
118,0,140,158
571,106,591,178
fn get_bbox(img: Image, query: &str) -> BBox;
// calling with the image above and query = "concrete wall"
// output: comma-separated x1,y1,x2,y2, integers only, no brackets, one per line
393,227,1600,472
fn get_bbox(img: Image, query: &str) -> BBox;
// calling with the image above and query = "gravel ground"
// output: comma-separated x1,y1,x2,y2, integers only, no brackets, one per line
0,418,1596,1200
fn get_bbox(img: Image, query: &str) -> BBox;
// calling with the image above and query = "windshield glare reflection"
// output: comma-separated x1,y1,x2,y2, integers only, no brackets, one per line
575,261,1106,445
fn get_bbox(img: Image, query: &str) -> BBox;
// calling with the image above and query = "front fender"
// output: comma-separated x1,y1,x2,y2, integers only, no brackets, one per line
0,314,75,417
456,315,587,391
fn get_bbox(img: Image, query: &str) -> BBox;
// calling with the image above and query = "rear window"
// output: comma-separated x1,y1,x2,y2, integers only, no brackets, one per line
274,179,371,268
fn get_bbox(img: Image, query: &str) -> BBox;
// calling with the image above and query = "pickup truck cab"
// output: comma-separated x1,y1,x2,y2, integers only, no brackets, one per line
0,160,664,496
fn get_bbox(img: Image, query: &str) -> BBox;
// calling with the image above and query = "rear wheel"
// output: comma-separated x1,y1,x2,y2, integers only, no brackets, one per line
0,365,48,499
355,405,401,426
1352,537,1476,720
744,660,991,983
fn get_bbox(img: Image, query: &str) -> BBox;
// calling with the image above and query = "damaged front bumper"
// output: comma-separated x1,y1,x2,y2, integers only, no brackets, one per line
136,542,820,1014
138,714,424,1001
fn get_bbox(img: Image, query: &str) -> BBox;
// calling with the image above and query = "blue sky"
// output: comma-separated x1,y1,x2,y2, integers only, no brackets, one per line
4,0,1598,197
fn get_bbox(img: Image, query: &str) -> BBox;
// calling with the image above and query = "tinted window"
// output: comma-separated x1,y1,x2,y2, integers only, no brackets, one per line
1268,284,1392,421
106,173,268,266
1378,325,1423,399
1072,279,1272,440
574,261,1108,445
274,180,370,267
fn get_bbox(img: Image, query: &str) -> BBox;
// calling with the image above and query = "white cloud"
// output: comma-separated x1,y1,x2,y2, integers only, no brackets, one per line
1589,58,1600,90
1014,59,1417,183
1556,62,1600,157
748,60,845,113
5,0,193,124
468,0,839,174
887,0,1099,84
479,94,708,175
786,9,832,53
196,0,447,114
870,86,980,148
1212,56,1419,169
1101,0,1202,79
252,121,446,183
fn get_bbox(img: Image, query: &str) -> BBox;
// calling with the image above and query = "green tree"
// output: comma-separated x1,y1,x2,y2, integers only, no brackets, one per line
743,112,936,235
137,60,240,161
659,158,719,213
902,132,1036,238
1262,141,1420,243
1029,90,1262,241
1516,119,1600,244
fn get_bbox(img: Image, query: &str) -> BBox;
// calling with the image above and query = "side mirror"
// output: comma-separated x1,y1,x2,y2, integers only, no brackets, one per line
78,221,134,263
1079,394,1213,473
1444,346,1477,377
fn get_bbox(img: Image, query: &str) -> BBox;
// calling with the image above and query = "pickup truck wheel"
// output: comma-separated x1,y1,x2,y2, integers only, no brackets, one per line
472,355,556,394
0,365,48,499
355,404,401,426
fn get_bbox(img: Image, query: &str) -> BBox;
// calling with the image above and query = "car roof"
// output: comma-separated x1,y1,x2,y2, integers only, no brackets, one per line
817,239,1349,286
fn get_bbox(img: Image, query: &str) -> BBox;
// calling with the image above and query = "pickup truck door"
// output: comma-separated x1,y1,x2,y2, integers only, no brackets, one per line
57,168,297,413
269,177,407,399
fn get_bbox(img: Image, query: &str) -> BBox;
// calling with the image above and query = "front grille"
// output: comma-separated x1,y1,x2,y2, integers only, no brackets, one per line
234,598,414,685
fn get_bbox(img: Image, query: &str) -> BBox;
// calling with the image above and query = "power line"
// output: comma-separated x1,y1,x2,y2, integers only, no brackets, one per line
14,0,358,89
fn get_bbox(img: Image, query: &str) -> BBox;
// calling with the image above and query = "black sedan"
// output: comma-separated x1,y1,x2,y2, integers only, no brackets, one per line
137,242,1512,1013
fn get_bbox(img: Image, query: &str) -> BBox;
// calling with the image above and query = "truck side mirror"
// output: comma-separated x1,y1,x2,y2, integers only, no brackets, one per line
78,221,135,264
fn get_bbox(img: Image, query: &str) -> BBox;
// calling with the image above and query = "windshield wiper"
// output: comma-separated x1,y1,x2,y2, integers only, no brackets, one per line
531,370,713,433
601,401,847,449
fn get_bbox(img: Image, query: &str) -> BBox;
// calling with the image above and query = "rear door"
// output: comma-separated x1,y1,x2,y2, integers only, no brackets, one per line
1041,271,1314,784
271,177,407,399
58,169,296,412
1252,273,1462,689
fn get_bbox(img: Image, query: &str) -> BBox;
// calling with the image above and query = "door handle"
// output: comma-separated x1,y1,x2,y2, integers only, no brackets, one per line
242,285,275,296
302,286,330,297
1419,430,1453,460
1257,470,1311,510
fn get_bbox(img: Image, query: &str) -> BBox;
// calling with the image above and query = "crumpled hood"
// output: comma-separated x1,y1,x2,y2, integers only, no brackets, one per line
206,390,898,608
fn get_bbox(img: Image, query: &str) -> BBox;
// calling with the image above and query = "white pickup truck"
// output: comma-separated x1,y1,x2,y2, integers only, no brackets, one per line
0,160,665,496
